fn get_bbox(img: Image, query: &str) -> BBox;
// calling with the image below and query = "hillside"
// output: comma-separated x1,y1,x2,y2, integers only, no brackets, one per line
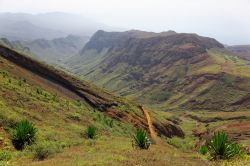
67,30,250,112
227,45,250,61
19,35,89,64
0,43,204,165
0,38,31,55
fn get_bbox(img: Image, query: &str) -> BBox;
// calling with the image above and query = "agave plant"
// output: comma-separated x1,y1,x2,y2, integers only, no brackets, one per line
11,120,37,150
132,128,151,149
85,125,97,139
207,131,242,160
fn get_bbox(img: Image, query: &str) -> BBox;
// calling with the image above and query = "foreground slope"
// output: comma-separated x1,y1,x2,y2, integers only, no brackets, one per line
0,43,149,130
67,30,250,112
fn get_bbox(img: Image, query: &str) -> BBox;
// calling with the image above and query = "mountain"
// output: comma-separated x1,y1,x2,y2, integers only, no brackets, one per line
0,43,195,165
0,20,66,41
67,30,250,112
227,45,250,61
0,31,249,165
1,35,89,65
0,12,114,41
0,38,31,54
19,35,89,64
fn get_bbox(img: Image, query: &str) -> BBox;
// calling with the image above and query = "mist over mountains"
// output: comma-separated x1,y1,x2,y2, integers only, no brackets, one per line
0,12,114,41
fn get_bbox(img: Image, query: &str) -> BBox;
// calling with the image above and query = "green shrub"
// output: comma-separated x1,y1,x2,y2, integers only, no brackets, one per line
199,145,208,155
18,80,23,87
132,128,150,149
0,150,12,161
104,118,114,128
207,131,242,160
11,120,37,150
34,145,51,160
33,142,62,160
85,125,97,139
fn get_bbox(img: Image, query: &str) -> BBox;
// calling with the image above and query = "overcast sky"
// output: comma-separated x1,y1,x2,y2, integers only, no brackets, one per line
0,0,250,45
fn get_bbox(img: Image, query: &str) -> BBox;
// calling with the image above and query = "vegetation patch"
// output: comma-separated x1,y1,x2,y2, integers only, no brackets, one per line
85,125,97,139
0,150,12,161
32,141,63,160
167,136,194,151
200,131,244,160
11,120,37,150
132,128,151,149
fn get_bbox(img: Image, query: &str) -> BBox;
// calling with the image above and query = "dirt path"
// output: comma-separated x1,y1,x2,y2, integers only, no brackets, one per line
140,106,161,144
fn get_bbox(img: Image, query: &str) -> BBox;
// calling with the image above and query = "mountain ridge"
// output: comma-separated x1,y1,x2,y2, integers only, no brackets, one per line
67,30,250,112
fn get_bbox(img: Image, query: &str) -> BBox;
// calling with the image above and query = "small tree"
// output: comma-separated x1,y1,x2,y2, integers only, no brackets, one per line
11,120,37,150
132,128,151,149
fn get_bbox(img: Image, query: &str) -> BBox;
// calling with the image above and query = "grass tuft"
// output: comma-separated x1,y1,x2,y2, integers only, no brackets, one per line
85,125,97,139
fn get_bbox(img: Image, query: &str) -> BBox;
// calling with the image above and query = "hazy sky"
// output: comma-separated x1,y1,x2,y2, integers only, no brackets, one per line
0,0,250,45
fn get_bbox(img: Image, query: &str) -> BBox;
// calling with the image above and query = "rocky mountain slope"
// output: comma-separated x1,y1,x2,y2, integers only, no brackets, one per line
67,30,250,112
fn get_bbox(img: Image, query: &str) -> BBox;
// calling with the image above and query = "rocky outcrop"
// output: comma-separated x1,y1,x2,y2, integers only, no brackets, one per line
153,122,185,138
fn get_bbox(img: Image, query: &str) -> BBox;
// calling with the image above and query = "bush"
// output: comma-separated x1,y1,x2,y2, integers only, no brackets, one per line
0,150,12,161
132,128,150,149
34,145,51,160
33,142,62,160
85,125,97,139
11,120,37,150
207,131,242,160
199,145,208,155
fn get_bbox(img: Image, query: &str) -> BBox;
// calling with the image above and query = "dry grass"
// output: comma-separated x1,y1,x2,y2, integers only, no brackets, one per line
10,136,212,166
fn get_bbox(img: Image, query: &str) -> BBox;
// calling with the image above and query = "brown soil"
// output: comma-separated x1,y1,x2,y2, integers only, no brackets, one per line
140,106,161,144
217,122,250,142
